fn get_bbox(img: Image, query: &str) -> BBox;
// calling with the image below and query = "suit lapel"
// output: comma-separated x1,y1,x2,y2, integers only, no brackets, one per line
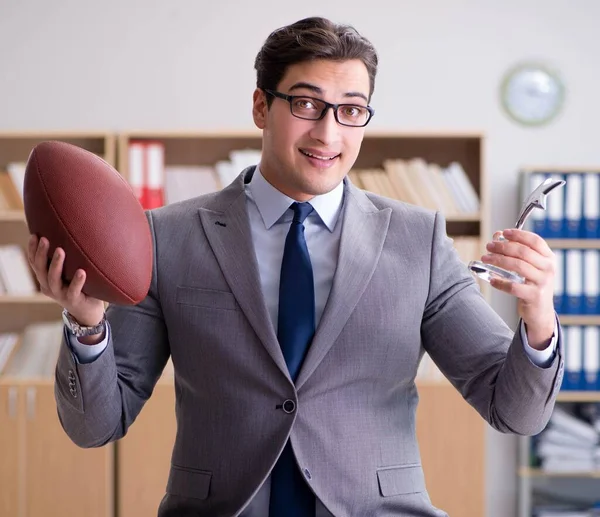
198,168,291,381
296,183,392,390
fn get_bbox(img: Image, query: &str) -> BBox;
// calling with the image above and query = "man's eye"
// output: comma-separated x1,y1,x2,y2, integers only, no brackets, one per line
342,106,363,117
295,99,317,110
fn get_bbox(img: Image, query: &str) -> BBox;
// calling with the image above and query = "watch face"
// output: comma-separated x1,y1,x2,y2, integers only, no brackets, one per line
500,63,565,126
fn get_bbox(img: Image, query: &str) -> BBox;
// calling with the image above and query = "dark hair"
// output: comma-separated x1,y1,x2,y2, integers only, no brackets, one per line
254,17,378,106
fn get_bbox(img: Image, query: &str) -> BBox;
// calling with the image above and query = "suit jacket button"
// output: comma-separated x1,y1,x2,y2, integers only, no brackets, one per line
303,468,312,480
282,400,296,414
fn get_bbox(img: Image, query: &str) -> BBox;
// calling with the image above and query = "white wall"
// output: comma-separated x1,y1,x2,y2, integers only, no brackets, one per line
2,1,600,515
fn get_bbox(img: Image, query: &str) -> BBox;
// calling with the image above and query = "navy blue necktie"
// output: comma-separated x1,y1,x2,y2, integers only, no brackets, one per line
269,202,316,517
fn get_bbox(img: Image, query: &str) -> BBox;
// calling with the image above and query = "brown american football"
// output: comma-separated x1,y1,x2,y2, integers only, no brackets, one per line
23,140,152,305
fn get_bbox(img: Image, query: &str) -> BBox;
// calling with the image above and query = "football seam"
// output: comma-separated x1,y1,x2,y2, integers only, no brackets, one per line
32,148,137,304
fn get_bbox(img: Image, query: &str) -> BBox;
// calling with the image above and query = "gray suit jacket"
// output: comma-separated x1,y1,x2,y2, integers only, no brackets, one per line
55,167,564,516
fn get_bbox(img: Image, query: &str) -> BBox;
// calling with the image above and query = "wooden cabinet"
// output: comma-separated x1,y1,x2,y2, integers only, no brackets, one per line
416,382,485,517
0,385,21,517
117,381,176,517
0,382,113,517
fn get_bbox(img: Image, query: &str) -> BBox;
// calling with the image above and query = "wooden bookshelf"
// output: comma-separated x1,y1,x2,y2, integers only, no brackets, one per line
118,130,488,255
0,132,115,330
0,132,116,517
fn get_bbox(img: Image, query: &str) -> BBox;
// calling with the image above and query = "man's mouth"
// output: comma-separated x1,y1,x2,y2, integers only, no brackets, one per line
299,149,341,161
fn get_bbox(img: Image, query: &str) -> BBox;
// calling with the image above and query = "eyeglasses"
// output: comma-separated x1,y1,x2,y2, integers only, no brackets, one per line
263,89,374,127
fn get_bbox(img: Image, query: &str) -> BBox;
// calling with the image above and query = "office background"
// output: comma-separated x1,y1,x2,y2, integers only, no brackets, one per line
2,0,599,515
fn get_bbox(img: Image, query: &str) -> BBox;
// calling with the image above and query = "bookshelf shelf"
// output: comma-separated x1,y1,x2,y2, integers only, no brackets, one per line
445,213,481,222
519,467,600,479
0,294,54,303
546,239,600,249
0,210,25,222
556,391,600,402
0,131,116,168
0,294,61,334
521,167,600,174
558,315,600,326
0,218,29,249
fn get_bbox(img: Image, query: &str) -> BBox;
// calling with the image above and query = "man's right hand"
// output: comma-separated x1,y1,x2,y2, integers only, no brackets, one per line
27,234,106,329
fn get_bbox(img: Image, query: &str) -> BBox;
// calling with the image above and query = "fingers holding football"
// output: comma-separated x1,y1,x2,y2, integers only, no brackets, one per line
47,246,67,296
28,235,51,294
64,269,87,305
28,235,84,301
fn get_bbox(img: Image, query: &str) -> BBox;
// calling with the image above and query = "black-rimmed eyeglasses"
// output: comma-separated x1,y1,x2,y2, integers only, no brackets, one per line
263,89,374,127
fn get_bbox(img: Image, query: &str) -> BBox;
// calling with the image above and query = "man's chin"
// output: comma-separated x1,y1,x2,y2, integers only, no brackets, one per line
296,177,345,198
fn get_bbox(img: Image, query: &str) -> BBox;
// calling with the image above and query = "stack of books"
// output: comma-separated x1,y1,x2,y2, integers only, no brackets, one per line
349,157,480,218
534,406,600,473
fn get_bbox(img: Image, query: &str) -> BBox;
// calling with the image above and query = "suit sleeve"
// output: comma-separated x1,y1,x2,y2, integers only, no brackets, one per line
54,211,170,448
420,211,564,436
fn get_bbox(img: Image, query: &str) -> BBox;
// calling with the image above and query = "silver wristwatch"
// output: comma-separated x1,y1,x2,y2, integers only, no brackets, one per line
62,309,106,337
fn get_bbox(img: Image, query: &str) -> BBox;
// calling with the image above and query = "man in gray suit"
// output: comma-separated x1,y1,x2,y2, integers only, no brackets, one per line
29,16,563,517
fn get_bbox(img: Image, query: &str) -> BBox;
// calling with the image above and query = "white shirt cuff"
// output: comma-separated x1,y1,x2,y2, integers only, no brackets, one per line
65,325,110,364
520,318,558,368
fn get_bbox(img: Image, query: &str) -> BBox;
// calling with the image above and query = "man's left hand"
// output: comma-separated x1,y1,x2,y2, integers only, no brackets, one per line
481,228,556,350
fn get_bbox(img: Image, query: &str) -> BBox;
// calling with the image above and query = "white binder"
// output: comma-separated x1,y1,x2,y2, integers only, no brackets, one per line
565,249,583,313
583,249,600,314
583,326,599,389
565,326,583,389
583,173,600,237
564,173,582,237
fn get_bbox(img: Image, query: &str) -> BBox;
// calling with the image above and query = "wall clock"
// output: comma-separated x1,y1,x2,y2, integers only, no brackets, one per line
500,62,565,126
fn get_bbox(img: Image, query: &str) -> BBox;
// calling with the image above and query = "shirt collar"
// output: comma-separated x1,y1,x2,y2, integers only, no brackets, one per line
247,164,344,232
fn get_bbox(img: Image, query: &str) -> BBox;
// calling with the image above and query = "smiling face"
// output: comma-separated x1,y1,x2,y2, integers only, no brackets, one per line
252,59,370,202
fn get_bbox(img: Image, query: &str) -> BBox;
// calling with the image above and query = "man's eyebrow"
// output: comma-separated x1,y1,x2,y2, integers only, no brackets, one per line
288,82,369,103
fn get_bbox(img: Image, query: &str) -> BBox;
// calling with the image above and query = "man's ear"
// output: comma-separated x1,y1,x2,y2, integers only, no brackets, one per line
252,88,268,129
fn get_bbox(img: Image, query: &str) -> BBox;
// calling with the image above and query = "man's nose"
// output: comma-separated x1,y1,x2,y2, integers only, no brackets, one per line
309,107,341,146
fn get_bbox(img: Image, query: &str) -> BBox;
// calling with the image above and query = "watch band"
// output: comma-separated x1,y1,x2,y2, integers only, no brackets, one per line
62,309,106,337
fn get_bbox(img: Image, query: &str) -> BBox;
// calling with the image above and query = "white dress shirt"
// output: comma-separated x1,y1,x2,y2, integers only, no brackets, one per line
68,165,557,515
